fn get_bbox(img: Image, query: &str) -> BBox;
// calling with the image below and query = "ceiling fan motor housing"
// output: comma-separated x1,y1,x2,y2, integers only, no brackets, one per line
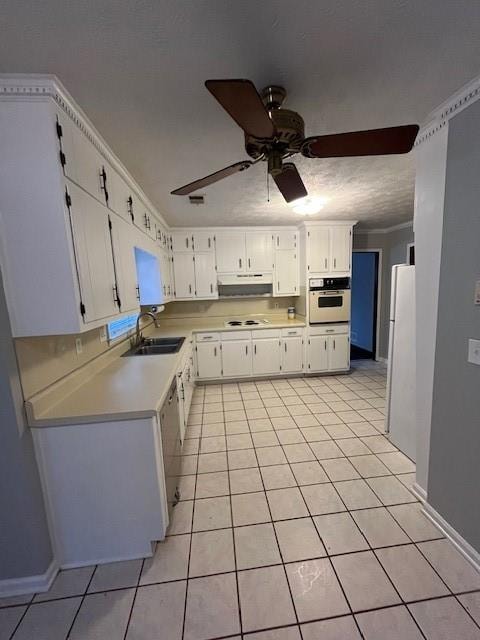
245,108,305,159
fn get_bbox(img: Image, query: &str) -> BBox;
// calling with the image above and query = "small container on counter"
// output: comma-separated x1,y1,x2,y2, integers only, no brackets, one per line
288,307,296,320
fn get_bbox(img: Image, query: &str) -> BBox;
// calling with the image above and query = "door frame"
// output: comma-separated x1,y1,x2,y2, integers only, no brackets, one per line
351,249,383,361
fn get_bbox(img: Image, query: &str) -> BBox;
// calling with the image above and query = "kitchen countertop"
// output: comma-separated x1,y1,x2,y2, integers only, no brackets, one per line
26,315,306,428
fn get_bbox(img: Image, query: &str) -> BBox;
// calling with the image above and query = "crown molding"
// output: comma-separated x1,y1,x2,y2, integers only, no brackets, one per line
355,220,413,235
0,74,168,228
416,73,480,147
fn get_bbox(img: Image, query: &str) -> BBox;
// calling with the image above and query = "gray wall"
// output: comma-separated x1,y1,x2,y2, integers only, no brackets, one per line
353,225,414,359
428,99,480,551
0,268,52,580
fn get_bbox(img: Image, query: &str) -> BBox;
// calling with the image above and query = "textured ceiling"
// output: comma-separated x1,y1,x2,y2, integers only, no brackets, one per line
1,1,480,228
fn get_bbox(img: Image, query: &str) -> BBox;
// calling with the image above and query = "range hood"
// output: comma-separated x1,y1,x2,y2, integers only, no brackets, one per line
217,273,273,298
217,274,273,285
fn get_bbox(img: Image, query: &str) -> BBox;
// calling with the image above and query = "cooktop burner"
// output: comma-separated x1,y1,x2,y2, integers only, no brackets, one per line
226,320,242,326
244,320,259,325
225,319,266,327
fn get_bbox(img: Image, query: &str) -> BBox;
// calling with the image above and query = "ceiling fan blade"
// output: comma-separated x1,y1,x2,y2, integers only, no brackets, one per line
273,162,308,203
301,124,419,158
171,160,252,195
205,79,275,139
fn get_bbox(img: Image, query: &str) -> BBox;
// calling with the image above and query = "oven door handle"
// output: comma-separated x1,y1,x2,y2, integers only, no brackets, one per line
316,290,342,295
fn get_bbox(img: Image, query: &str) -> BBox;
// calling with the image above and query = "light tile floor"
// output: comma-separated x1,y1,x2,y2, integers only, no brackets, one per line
3,362,480,639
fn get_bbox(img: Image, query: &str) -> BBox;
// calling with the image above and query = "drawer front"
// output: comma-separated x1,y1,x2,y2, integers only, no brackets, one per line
281,327,304,337
220,330,251,341
251,329,281,339
308,324,349,337
196,332,220,342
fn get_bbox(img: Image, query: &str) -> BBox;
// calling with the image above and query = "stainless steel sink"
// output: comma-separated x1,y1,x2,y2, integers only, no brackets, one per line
123,337,185,357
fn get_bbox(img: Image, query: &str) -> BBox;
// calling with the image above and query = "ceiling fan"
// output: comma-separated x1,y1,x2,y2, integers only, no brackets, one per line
171,79,419,203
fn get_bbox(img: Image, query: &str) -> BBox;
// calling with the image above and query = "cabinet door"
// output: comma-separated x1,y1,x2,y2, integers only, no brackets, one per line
307,335,329,372
330,227,351,272
282,337,303,373
194,253,218,299
158,249,170,301
215,232,246,272
221,340,252,377
68,126,105,202
246,232,273,272
67,183,118,323
107,167,131,222
308,228,330,273
110,216,140,313
274,249,298,296
173,253,195,298
328,334,350,370
275,230,297,251
193,231,214,252
172,231,194,253
196,342,222,379
252,339,281,375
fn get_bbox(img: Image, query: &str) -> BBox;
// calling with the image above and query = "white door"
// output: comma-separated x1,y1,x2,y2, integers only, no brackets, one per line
252,339,281,375
172,231,194,253
307,335,329,372
246,232,274,272
193,231,214,252
221,340,252,377
330,227,351,272
274,249,298,296
282,337,303,373
308,228,330,273
67,183,118,323
275,230,297,251
194,253,217,299
328,334,350,370
215,232,246,272
173,253,195,299
196,342,222,379
110,216,140,313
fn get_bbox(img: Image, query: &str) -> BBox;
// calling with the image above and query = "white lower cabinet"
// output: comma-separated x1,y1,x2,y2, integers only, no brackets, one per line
196,339,222,379
252,337,281,375
221,338,252,377
282,336,304,373
328,334,350,370
307,335,329,372
307,325,350,373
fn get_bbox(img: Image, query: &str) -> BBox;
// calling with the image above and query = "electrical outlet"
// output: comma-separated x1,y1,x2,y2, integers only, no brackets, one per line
75,337,83,355
274,302,279,309
468,339,480,365
99,326,107,343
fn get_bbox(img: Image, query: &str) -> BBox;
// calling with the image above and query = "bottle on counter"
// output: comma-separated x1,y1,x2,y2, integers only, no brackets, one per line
288,307,296,320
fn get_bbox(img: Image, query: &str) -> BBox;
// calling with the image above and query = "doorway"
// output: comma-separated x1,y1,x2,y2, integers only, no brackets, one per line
350,251,380,360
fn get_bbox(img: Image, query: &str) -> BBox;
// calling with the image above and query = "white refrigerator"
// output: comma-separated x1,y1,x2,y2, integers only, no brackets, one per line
385,264,416,461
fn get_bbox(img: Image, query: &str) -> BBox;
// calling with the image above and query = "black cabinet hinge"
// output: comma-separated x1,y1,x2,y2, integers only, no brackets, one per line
108,216,112,230
127,196,134,222
65,190,72,208
56,120,63,140
59,150,66,168
80,302,86,316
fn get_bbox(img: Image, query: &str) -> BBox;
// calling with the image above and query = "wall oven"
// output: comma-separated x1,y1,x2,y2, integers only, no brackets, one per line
309,277,351,324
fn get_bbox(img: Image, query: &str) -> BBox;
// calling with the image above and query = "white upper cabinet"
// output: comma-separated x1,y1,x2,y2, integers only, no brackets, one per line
245,232,274,272
172,231,194,253
274,249,298,296
194,253,217,299
306,225,353,275
173,253,195,299
107,168,132,223
67,182,118,323
215,232,246,273
308,228,330,273
193,231,215,252
110,216,140,313
275,229,297,251
330,226,352,272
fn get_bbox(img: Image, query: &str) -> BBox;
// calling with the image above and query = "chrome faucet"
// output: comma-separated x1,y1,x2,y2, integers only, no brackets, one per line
135,311,159,346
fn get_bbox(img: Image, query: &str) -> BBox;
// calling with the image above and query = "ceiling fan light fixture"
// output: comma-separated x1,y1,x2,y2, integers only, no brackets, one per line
291,196,328,215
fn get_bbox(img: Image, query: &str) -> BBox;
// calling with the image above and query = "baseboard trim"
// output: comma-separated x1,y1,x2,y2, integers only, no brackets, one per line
422,501,480,573
0,558,58,598
411,481,427,503
376,356,388,364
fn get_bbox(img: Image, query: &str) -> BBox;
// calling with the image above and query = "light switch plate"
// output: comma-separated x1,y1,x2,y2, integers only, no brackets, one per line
475,280,480,305
99,326,107,343
468,339,480,365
